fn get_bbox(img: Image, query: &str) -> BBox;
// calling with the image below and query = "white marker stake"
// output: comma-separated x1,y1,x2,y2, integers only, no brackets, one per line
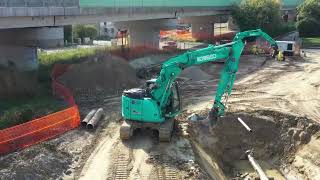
237,117,252,132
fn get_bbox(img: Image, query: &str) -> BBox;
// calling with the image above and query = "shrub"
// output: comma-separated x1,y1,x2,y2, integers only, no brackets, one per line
231,0,282,36
296,0,320,37
73,25,98,40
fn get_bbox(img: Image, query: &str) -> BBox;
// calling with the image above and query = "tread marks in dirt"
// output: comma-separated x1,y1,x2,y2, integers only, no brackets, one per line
230,90,269,99
156,158,179,180
109,147,132,180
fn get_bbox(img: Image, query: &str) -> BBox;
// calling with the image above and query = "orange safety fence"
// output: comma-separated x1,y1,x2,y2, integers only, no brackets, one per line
51,64,75,106
0,106,80,154
0,64,80,155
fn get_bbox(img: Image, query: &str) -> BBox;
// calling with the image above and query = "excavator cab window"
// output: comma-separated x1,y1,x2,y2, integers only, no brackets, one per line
170,82,181,114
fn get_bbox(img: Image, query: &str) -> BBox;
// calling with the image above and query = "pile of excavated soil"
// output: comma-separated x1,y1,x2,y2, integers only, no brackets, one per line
184,110,320,179
58,54,139,94
179,66,211,81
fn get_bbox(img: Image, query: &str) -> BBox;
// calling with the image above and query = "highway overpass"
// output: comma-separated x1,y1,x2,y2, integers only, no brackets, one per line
0,0,304,71
0,0,303,28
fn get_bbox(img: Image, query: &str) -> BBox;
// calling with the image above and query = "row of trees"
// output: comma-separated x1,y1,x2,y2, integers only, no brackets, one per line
232,0,320,37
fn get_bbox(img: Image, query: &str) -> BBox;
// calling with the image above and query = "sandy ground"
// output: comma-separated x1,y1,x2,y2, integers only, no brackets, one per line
1,49,320,180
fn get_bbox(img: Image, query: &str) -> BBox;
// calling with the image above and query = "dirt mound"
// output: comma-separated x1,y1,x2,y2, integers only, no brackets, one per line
58,54,139,94
186,110,320,179
0,69,38,98
179,66,211,81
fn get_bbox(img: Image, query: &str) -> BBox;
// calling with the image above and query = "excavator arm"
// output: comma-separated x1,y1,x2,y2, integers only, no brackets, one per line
150,29,278,120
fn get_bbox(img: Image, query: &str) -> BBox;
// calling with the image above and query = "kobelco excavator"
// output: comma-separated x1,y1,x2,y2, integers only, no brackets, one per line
121,29,279,141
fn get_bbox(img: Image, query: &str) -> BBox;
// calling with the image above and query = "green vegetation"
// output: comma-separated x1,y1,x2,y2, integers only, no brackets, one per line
231,0,295,37
302,37,320,47
296,0,320,37
74,24,98,41
0,93,63,130
39,48,101,67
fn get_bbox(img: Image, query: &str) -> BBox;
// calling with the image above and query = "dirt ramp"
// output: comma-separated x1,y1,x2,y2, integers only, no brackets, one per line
58,54,138,94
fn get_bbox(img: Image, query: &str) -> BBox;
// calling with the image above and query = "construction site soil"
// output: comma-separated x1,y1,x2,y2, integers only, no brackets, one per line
58,54,139,95
1,49,320,180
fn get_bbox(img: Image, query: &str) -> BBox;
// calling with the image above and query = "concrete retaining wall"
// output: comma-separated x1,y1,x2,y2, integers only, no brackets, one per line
0,45,38,71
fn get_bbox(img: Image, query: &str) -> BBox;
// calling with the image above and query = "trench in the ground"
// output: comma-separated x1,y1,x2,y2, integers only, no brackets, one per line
179,110,320,179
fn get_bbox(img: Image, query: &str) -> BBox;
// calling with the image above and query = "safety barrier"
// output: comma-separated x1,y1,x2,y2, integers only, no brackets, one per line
0,64,80,155
51,64,76,106
0,106,80,154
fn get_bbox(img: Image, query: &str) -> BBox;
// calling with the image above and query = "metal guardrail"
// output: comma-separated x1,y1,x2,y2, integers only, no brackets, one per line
0,0,79,7
0,0,302,8
79,0,303,8
79,0,241,7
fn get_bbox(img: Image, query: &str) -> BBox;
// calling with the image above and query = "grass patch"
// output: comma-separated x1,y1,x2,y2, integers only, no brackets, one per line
302,37,320,48
0,94,64,130
38,47,103,67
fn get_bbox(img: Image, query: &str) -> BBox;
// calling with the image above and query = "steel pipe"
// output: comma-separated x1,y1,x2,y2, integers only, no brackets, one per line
81,109,97,127
87,108,104,129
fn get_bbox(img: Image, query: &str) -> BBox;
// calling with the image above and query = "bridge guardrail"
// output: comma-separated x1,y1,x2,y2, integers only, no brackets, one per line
0,0,79,7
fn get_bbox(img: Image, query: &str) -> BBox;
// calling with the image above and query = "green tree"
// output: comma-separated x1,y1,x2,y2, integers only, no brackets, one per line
73,25,98,41
231,0,282,36
296,0,320,37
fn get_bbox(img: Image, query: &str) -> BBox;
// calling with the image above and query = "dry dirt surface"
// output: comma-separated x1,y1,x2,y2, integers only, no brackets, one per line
1,50,320,180
182,49,320,179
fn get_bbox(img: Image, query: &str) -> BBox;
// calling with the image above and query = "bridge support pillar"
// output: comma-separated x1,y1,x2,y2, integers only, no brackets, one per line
114,19,177,49
0,27,63,71
180,15,229,42
129,24,160,48
191,22,214,41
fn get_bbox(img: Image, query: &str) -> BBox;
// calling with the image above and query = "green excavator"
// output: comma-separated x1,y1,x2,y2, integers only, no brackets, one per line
120,29,279,141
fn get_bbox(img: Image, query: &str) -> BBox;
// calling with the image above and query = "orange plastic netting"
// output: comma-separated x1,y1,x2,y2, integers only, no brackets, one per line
0,106,79,154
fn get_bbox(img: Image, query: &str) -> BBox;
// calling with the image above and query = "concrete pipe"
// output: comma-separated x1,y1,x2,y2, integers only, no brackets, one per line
81,109,97,127
87,108,104,129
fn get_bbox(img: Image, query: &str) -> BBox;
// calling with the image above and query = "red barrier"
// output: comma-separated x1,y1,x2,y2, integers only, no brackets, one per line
51,64,75,106
0,64,80,155
0,106,80,154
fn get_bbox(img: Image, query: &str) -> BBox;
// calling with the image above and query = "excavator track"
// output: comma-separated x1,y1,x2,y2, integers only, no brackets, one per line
159,119,174,142
120,120,133,140
120,119,174,142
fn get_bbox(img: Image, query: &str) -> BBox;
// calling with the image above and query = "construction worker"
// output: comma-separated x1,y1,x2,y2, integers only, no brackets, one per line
252,45,258,55
277,51,284,61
